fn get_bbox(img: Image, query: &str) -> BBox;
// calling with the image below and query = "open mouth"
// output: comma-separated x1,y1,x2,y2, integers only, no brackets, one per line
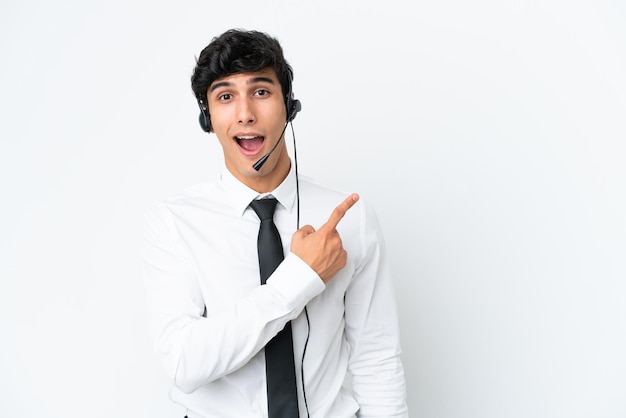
235,135,265,153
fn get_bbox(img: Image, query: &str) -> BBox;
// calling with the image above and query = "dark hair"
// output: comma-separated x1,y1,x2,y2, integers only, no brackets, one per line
190,29,294,109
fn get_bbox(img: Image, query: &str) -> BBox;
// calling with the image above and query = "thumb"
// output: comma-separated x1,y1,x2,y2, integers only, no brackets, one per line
297,224,316,236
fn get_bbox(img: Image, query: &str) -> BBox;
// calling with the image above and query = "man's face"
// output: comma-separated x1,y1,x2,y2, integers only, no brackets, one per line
206,68,290,192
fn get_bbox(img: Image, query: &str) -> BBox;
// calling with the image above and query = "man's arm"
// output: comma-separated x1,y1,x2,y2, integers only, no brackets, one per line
141,203,324,393
141,194,360,394
344,202,408,417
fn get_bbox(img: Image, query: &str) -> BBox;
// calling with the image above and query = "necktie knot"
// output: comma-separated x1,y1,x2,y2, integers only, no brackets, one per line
250,198,278,221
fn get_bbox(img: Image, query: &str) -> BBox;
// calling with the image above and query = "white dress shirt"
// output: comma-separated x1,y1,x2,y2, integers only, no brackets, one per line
142,163,407,418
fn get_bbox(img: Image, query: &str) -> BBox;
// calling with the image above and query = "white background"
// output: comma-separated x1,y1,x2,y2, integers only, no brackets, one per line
1,1,625,417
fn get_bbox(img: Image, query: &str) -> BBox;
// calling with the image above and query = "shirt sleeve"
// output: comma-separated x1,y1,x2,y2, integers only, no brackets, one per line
141,203,325,394
344,202,409,417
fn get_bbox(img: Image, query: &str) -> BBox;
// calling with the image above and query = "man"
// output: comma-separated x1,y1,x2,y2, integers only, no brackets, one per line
142,29,407,417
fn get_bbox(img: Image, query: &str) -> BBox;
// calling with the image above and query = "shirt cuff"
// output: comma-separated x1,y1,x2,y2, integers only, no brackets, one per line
266,252,326,313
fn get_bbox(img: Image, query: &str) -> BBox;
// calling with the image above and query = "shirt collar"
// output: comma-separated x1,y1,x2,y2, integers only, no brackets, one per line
219,161,297,217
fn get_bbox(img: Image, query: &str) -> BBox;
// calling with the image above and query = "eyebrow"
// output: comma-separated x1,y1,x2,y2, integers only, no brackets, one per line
209,76,277,92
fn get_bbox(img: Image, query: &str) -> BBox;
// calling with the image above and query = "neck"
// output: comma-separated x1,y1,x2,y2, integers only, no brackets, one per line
230,154,291,194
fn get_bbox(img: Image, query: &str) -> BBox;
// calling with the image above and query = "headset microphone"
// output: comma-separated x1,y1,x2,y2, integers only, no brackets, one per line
252,99,301,171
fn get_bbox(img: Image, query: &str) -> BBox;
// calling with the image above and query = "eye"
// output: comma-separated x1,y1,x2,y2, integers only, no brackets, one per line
254,89,270,97
218,93,232,101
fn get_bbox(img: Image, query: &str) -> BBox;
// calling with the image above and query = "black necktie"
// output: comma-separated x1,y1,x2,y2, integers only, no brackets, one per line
249,198,299,417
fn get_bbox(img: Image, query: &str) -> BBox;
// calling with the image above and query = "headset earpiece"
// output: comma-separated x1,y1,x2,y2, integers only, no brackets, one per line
284,72,301,123
198,100,211,132
287,99,302,122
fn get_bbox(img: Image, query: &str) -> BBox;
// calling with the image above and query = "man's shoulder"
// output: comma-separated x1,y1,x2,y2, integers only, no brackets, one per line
144,181,221,222
158,181,218,207
298,174,350,199
297,174,379,225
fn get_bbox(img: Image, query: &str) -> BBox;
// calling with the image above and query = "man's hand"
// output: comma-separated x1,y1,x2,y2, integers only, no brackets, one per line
291,193,359,283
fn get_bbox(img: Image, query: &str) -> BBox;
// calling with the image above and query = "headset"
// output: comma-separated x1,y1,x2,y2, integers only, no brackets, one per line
197,73,301,133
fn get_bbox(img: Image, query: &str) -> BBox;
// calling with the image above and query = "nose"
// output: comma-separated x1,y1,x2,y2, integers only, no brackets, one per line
237,98,255,124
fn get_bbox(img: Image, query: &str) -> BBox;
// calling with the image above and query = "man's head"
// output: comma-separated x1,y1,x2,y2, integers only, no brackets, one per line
191,29,299,192
191,29,295,130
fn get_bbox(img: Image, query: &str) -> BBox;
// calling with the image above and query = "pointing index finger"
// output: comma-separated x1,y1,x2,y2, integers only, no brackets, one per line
324,193,360,231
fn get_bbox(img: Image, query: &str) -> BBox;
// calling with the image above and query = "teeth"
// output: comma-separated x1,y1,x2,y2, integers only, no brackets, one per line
237,135,257,140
